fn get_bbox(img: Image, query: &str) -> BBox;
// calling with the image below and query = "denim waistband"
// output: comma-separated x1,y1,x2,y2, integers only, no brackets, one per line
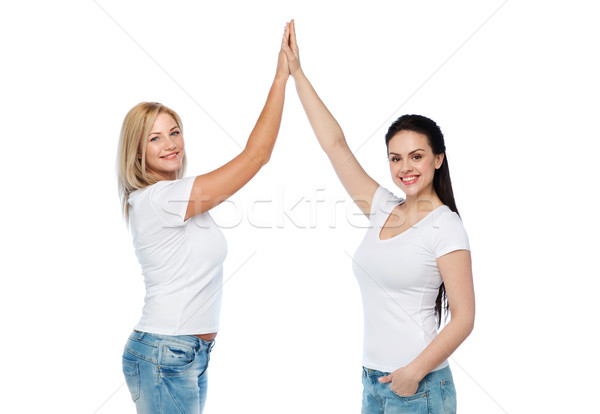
128,330,214,351
362,365,451,381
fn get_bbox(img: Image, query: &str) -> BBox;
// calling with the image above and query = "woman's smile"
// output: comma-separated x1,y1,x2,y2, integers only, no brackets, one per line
161,151,179,160
399,175,420,185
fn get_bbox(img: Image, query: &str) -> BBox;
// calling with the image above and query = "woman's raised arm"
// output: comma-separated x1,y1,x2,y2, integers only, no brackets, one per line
282,20,378,216
184,29,290,221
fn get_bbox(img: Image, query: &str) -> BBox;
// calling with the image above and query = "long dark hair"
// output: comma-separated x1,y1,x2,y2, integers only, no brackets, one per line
385,114,459,327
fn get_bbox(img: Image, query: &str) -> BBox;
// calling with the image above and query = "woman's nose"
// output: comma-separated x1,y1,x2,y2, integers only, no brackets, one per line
400,162,412,174
164,137,177,150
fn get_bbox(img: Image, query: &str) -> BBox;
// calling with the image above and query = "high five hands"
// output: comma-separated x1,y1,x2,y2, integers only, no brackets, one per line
281,20,301,77
275,19,299,80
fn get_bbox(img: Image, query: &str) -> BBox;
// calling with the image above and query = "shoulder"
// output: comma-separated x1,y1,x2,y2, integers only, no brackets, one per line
432,206,465,228
369,185,404,218
128,186,150,206
376,186,403,204
129,177,196,227
152,176,196,192
130,177,195,204
429,206,470,257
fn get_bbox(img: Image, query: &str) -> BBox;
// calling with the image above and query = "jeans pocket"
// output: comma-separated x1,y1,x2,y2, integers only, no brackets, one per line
159,343,196,375
387,384,429,412
388,384,429,401
441,377,457,414
122,357,140,402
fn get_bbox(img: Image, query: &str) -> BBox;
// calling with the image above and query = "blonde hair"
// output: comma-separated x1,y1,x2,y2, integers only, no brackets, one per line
116,102,187,223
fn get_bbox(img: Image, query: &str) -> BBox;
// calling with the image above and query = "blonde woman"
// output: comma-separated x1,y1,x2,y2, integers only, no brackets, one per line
117,29,289,413
282,20,474,413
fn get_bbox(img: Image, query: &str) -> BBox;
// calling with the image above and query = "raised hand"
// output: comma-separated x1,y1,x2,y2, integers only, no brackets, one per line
276,23,290,80
284,19,379,217
282,20,301,76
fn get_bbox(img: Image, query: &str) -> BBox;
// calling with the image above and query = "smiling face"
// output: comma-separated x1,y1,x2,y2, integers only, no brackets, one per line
387,130,444,198
140,112,185,181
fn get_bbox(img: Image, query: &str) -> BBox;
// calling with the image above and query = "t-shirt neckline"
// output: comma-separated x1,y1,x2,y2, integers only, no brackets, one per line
377,202,446,242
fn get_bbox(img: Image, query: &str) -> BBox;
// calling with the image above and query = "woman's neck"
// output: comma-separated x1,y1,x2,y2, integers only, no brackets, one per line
402,192,443,215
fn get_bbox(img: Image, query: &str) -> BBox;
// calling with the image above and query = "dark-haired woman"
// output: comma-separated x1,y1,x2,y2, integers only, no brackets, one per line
282,21,474,413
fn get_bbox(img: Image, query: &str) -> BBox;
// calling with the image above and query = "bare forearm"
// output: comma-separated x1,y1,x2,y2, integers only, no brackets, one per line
292,69,345,152
407,316,474,381
244,77,287,165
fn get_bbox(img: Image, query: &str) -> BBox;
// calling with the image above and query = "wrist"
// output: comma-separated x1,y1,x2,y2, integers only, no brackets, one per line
291,67,305,81
273,74,289,84
404,363,427,383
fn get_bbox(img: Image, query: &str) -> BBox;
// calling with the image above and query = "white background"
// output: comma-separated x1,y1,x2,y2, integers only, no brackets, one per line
1,1,598,413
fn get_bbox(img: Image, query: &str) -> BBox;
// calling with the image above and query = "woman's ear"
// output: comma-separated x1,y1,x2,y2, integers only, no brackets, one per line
435,153,444,169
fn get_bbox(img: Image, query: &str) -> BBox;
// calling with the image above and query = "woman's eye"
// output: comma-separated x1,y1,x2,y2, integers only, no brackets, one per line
412,155,422,160
150,136,159,142
171,131,180,136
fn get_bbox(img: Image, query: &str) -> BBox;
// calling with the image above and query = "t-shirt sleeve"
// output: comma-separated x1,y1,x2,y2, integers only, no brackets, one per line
148,176,196,227
369,186,403,222
432,211,470,258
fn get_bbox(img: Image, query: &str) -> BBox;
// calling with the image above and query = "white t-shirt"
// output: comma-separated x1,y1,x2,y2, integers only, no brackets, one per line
128,176,227,335
352,186,470,373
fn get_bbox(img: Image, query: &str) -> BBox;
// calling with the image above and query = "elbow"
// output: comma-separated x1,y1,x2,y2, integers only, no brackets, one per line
244,149,271,166
451,311,475,338
321,135,346,154
256,153,271,166
466,317,475,337
262,151,272,165
465,313,475,337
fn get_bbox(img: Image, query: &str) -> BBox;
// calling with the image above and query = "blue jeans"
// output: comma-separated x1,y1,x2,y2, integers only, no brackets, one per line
122,330,215,414
361,365,456,414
